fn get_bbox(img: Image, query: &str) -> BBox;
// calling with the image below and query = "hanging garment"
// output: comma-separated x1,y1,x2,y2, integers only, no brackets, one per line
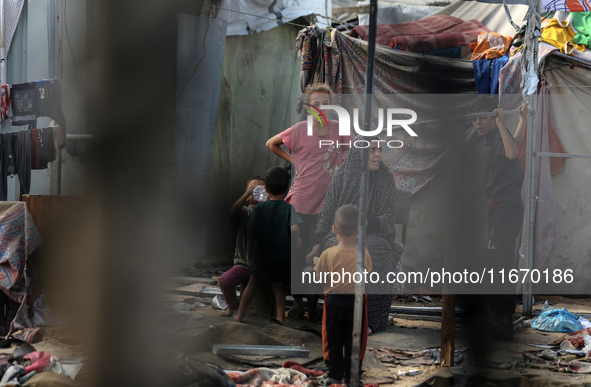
572,12,591,46
540,18,586,55
0,131,31,201
1,84,11,119
472,56,509,94
10,79,66,148
30,128,56,170
470,32,513,60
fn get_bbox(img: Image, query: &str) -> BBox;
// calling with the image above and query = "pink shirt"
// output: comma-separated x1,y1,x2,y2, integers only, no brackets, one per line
280,120,354,215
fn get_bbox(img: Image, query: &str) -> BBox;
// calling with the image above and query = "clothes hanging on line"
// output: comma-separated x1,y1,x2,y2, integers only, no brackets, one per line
30,127,57,170
0,85,11,119
472,56,509,94
4,79,66,148
0,131,31,201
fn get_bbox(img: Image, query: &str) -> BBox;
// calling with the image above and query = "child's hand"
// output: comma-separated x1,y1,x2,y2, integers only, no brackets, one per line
519,103,528,121
246,180,259,195
305,254,314,266
295,236,302,249
495,108,505,127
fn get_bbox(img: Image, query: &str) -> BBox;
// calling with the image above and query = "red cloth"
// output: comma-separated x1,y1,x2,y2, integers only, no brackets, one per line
349,15,489,52
282,361,324,376
549,327,591,348
518,111,567,177
23,351,51,373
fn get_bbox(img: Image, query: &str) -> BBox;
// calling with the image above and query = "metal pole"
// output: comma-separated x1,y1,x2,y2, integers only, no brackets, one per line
351,0,377,385
522,0,540,317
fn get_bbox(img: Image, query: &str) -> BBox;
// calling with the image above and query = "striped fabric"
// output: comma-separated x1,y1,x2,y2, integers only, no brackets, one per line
0,202,42,343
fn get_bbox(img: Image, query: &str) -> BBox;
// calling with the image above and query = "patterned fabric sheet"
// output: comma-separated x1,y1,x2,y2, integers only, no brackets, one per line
0,202,42,343
312,28,475,193
350,15,489,52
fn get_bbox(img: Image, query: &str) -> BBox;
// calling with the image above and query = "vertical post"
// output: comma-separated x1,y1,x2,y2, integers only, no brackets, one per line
351,0,377,385
522,0,540,316
440,125,462,367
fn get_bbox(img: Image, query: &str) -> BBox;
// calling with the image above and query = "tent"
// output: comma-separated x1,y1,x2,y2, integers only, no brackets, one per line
295,1,591,295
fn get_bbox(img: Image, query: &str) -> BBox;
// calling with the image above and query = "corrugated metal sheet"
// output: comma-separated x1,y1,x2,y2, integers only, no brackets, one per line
207,23,301,257
175,14,227,262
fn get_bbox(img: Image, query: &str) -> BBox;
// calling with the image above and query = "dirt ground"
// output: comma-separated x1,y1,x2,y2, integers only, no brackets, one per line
9,294,591,386
164,293,591,386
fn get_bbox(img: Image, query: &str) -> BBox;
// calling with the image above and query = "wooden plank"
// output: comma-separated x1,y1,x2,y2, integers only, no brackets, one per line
212,344,310,357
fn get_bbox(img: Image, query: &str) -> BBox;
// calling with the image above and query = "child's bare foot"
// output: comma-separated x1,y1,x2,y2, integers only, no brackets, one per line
233,312,244,322
221,309,235,317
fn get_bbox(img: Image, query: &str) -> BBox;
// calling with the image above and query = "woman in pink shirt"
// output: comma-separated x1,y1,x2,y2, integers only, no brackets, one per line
266,83,353,316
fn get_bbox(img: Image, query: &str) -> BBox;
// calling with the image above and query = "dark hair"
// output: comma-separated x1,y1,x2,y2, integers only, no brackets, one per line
470,96,498,113
246,176,264,189
303,83,333,104
334,204,359,237
264,167,290,195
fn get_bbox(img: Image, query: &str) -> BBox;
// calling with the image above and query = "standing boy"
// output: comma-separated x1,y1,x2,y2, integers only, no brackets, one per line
314,204,372,385
219,176,264,317
470,96,525,339
234,167,302,322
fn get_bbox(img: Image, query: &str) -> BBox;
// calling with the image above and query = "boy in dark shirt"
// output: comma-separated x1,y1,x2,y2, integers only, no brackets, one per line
234,167,302,322
219,176,264,317
470,96,525,339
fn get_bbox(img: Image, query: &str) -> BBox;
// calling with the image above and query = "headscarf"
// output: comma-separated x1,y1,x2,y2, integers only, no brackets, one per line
312,137,400,263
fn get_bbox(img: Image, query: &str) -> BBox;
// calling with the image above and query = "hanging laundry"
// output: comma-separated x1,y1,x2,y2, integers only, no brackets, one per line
1,84,11,119
0,131,31,201
540,18,586,55
472,56,509,94
470,32,513,60
30,128,56,170
10,79,66,148
572,12,591,46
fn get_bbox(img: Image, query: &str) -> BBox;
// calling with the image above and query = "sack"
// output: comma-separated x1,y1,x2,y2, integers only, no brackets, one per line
531,301,583,333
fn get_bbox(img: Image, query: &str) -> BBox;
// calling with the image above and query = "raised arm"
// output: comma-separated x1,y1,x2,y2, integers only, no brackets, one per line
513,103,528,147
266,133,293,164
229,180,258,218
495,108,519,161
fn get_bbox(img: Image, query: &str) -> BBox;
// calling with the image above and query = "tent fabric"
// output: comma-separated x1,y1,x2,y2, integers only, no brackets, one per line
300,27,476,193
542,65,591,293
216,0,329,36
430,1,529,37
350,15,488,52
357,2,445,25
0,0,25,84
0,202,42,343
463,0,590,12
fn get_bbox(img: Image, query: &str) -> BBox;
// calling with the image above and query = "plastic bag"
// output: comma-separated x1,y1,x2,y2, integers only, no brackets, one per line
530,301,583,333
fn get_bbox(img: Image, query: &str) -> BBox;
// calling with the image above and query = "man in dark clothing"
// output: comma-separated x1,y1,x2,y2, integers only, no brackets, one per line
470,96,526,340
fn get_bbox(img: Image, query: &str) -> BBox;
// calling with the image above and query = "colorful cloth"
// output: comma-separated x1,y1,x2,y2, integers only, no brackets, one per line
470,32,513,60
541,0,591,12
282,361,324,377
572,11,591,46
350,15,488,52
24,351,51,374
473,56,509,94
0,202,42,343
280,120,353,215
1,85,11,119
541,18,586,55
549,327,591,347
